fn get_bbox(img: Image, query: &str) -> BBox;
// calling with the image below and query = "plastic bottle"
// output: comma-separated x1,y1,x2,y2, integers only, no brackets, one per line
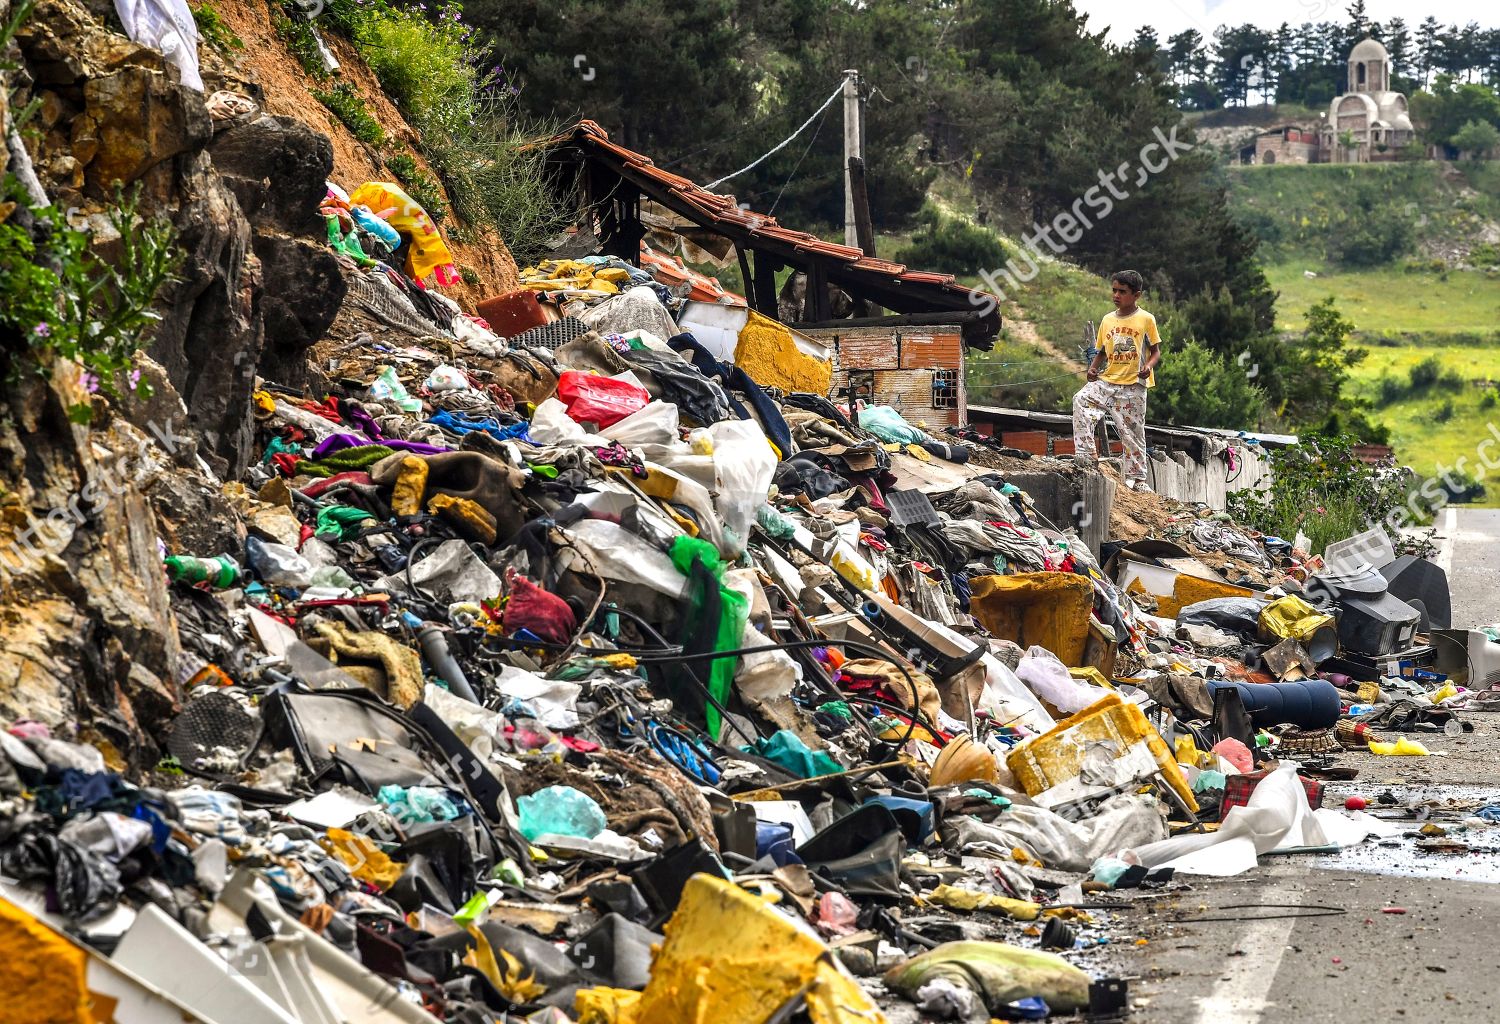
1444,719,1463,737
164,554,241,588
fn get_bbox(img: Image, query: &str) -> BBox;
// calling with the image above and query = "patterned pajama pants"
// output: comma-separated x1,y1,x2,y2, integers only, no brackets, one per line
1072,379,1148,483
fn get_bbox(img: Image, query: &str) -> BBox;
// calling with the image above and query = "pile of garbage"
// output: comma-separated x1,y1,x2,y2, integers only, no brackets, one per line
3,173,1495,1024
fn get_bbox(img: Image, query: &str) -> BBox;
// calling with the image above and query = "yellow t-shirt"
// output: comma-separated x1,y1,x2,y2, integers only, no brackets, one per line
1097,309,1161,388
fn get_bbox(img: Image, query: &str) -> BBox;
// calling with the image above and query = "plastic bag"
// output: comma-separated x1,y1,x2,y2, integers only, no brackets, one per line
709,418,777,558
517,786,607,842
349,204,401,248
556,370,650,429
424,364,471,392
244,537,312,587
602,400,679,446
1014,645,1105,714
368,365,423,413
858,404,927,444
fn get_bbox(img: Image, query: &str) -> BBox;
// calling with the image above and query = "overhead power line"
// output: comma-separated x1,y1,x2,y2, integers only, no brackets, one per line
704,81,846,190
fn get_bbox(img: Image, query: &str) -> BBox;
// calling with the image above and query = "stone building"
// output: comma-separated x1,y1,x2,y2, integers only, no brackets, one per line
1239,38,1414,165
1319,37,1414,163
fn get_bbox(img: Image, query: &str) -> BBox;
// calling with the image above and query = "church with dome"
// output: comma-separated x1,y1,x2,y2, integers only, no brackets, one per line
1243,38,1415,165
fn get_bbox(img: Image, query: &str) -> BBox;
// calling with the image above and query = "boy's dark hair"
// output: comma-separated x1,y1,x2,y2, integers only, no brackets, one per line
1110,270,1145,294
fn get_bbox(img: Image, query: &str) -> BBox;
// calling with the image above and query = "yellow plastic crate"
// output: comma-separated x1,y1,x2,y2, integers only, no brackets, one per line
1006,693,1198,813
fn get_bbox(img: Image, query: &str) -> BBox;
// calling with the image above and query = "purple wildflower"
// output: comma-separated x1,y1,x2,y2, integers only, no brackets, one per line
32,322,50,338
128,368,142,390
80,370,100,393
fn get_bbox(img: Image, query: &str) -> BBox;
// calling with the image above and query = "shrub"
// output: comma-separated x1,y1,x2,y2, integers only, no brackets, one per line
321,0,571,263
272,4,329,80
895,206,1005,275
420,96,575,266
312,84,386,147
1435,397,1456,422
1228,435,1411,555
0,179,180,421
1375,374,1406,404
1408,355,1443,391
1438,367,1466,392
1481,389,1497,410
191,1,242,53
352,1,479,139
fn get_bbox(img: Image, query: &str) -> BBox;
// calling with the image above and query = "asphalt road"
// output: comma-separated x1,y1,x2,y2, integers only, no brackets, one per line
1109,510,1500,1023
1440,506,1500,631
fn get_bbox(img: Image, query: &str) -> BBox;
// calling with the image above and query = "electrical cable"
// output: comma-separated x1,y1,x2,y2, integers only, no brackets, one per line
769,102,833,214
704,81,846,189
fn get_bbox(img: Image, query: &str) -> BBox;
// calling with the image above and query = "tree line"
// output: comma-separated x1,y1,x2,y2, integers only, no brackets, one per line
1135,0,1500,111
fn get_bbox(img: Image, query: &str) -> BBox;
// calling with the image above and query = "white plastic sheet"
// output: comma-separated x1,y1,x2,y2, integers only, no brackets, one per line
1125,761,1401,876
1014,645,1107,715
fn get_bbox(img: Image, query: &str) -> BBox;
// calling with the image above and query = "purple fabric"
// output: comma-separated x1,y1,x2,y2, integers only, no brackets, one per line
345,406,386,442
312,433,448,459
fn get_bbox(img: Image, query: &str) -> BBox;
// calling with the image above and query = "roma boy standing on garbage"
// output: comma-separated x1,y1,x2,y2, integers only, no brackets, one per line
1071,270,1161,492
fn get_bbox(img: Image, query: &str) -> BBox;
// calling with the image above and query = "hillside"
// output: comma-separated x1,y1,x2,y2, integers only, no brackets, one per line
1225,160,1500,268
1223,159,1500,501
203,0,520,305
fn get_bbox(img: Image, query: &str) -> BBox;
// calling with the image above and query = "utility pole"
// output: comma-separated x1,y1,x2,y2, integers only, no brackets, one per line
842,68,862,250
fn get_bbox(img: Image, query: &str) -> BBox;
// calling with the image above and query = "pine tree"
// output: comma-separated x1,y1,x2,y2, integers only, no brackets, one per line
1385,17,1412,86
1417,16,1441,88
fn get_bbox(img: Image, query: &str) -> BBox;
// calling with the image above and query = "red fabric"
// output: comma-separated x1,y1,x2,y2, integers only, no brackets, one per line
298,471,373,498
502,574,577,644
299,396,343,423
556,371,649,429
1220,770,1323,820
271,453,301,477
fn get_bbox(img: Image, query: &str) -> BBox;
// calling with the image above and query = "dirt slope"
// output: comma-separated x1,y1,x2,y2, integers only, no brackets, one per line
208,0,519,308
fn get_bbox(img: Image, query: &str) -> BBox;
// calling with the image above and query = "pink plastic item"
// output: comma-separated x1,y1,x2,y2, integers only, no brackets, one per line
1211,737,1254,773
815,891,859,937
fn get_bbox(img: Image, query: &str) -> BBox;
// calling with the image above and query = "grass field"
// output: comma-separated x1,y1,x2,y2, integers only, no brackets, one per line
1266,263,1500,336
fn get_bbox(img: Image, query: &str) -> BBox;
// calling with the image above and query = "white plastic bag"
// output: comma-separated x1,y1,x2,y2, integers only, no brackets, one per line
709,418,777,558
529,398,606,446
1014,645,1107,714
602,400,679,446
424,364,471,392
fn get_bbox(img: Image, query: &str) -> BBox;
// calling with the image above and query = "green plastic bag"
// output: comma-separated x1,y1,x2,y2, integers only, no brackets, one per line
669,535,747,741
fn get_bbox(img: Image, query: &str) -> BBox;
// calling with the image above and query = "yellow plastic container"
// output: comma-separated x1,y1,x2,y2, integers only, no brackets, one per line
969,572,1094,665
1006,693,1199,812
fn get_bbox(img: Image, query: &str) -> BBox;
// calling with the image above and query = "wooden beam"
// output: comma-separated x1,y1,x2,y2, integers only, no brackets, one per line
752,249,782,318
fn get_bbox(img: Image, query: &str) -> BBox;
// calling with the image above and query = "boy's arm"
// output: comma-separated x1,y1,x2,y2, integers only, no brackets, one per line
1138,341,1161,379
1086,349,1106,381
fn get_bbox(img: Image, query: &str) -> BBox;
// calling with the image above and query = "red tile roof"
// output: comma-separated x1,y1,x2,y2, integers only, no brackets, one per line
549,122,1000,344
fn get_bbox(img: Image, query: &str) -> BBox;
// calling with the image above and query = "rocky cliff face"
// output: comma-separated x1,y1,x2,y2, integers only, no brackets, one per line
0,0,426,765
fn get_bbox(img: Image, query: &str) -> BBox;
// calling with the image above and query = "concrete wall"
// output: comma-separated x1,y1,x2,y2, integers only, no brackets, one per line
1145,442,1273,509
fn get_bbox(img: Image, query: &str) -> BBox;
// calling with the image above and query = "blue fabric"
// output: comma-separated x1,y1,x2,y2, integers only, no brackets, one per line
427,409,530,443
668,332,795,457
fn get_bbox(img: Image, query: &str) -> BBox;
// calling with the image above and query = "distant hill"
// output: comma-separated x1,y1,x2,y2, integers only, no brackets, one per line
1224,160,1500,266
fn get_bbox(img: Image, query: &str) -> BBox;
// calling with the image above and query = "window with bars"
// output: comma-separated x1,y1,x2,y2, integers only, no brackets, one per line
932,369,958,408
